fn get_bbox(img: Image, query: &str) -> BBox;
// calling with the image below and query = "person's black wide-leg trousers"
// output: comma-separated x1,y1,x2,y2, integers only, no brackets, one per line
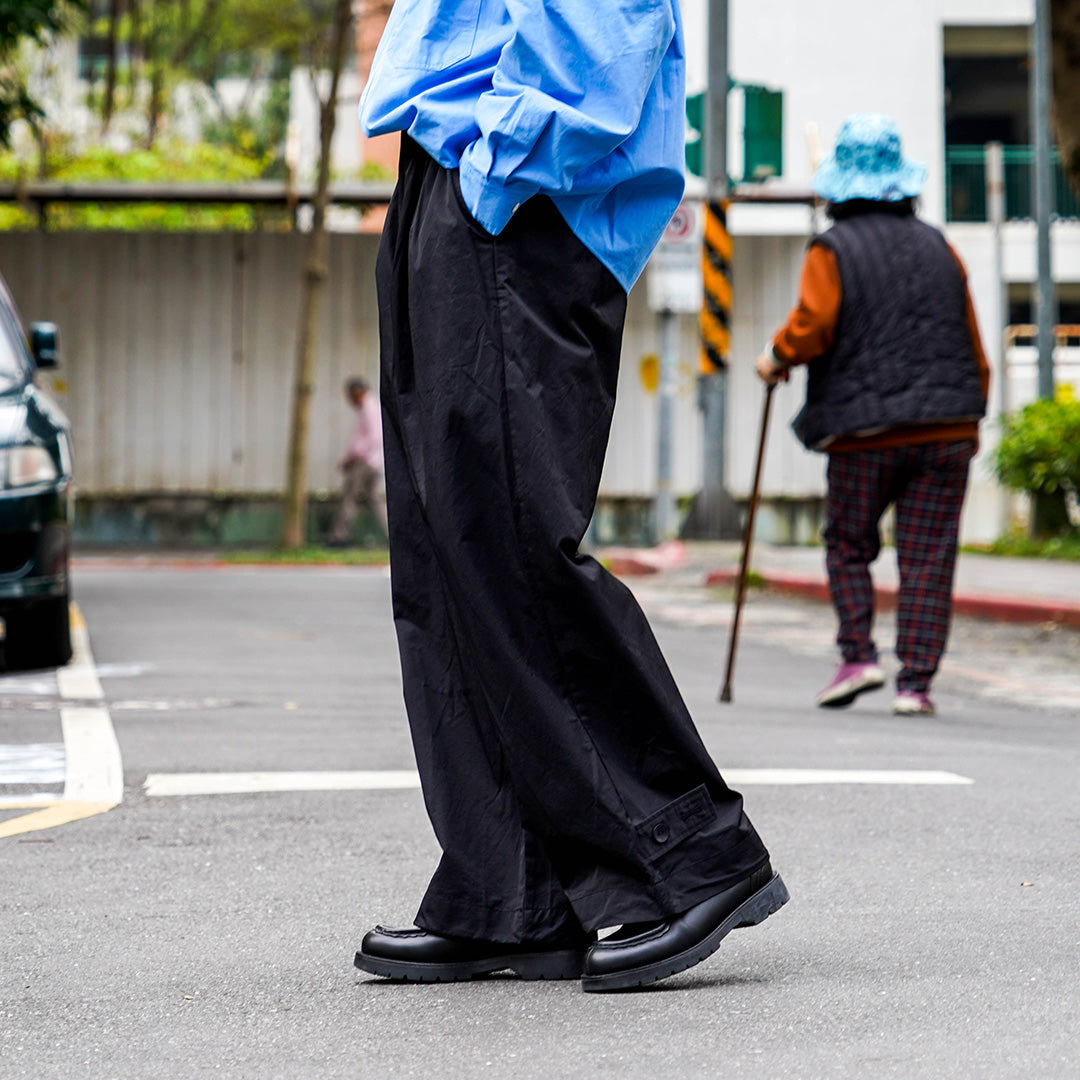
377,138,768,944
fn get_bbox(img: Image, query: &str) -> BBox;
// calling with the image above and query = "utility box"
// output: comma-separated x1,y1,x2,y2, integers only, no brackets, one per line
742,86,783,181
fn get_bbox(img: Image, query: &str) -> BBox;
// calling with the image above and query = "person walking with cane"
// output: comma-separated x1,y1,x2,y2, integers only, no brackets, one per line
352,0,788,991
756,114,990,716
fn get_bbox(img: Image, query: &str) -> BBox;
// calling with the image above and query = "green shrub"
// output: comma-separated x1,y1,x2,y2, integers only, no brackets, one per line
994,394,1080,536
0,139,280,231
995,395,1080,498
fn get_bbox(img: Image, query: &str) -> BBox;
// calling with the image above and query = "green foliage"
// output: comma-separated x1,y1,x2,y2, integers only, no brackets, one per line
0,139,277,230
0,0,85,146
994,396,1080,499
994,394,1080,537
213,0,350,68
223,546,389,566
0,1,80,49
358,160,395,182
968,530,1080,562
200,78,291,179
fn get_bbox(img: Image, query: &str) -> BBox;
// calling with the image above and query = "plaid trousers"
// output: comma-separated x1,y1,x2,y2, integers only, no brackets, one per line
824,439,976,693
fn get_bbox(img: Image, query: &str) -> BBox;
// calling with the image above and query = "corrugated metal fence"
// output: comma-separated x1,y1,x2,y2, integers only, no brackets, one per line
1,232,380,494
0,231,712,503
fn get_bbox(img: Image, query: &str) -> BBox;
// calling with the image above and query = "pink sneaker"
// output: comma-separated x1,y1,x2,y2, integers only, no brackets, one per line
893,691,936,716
815,661,885,708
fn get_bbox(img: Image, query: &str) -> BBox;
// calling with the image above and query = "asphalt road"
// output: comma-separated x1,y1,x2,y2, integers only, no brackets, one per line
2,562,1078,1079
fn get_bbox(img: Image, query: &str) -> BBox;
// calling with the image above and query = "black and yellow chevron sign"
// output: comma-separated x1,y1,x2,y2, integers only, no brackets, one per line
700,199,733,373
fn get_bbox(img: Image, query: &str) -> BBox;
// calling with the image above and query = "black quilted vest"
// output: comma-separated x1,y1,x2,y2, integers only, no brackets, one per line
791,211,986,451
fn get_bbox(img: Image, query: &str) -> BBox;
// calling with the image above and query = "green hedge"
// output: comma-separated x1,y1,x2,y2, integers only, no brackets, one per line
0,140,276,231
994,393,1080,537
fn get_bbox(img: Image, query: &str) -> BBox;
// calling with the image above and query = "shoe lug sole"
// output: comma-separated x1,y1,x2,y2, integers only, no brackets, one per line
353,948,585,983
580,872,790,993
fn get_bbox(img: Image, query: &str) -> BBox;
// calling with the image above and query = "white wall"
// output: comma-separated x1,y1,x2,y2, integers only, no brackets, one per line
672,0,1068,545
941,0,1032,24
290,69,365,182
600,284,705,497
683,0,946,221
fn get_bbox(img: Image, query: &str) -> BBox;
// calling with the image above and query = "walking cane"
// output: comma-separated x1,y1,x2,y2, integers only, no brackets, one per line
719,381,776,703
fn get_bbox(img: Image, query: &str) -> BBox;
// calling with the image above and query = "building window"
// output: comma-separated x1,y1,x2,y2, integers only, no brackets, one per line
941,26,1079,222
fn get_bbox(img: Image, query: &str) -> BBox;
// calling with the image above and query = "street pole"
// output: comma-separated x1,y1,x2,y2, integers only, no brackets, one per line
706,0,728,226
702,0,728,501
684,0,740,539
655,309,678,541
986,142,1007,414
1032,0,1056,400
985,142,1013,534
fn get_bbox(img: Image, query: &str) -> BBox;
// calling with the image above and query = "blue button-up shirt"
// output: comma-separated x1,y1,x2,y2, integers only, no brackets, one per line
360,0,686,292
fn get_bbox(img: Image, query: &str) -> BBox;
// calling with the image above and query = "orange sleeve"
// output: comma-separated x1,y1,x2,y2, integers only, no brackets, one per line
771,244,842,367
948,246,992,403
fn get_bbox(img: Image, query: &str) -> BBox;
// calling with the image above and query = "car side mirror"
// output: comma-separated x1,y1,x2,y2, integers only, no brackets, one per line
29,322,59,369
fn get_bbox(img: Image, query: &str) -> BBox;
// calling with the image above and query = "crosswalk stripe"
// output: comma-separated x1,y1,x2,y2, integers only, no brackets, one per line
0,743,65,785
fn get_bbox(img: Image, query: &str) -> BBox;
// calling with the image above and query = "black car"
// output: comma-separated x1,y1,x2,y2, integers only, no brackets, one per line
0,273,73,669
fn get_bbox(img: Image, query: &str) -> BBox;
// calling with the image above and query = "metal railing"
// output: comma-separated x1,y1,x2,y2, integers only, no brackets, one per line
945,145,1080,222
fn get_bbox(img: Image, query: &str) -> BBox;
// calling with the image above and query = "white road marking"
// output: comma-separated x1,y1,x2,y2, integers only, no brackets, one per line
0,742,65,784
56,626,105,700
0,792,61,807
60,708,123,804
109,697,240,712
143,767,973,798
0,675,63,696
727,768,974,786
56,611,122,805
145,770,422,797
0,607,122,837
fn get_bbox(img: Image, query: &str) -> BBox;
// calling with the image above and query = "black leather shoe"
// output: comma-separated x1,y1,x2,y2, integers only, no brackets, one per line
581,862,789,992
354,926,591,983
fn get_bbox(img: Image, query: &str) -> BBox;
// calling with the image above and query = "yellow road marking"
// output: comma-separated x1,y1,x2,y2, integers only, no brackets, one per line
0,801,116,839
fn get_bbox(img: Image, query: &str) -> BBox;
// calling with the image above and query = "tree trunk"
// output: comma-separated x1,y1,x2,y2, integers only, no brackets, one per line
1033,489,1072,536
281,0,354,549
1052,0,1080,192
130,0,143,128
146,62,163,148
101,0,121,134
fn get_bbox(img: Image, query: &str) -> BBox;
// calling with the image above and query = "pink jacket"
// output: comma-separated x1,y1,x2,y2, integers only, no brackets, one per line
344,394,383,471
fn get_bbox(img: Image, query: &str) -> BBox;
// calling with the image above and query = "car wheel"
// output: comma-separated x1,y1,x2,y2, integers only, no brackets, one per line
2,596,73,671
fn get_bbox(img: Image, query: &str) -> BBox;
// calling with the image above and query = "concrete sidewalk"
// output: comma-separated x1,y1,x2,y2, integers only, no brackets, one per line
602,541,1080,629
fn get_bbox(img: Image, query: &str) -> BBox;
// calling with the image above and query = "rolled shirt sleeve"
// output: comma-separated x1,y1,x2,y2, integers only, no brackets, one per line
458,0,677,235
770,244,843,367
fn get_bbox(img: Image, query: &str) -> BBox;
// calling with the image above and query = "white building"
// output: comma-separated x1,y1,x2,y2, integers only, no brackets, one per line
601,0,1079,544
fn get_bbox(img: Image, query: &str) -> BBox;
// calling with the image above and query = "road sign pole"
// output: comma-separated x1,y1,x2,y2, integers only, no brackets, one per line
707,0,728,199
683,0,740,539
986,142,1013,536
655,308,678,541
647,202,704,541
1032,0,1056,400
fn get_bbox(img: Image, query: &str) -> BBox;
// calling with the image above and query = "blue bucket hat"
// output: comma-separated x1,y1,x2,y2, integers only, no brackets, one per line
813,113,926,203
